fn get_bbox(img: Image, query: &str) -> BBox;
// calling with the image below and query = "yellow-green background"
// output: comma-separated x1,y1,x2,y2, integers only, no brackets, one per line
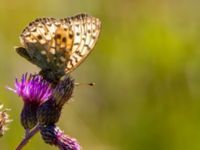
1,0,200,149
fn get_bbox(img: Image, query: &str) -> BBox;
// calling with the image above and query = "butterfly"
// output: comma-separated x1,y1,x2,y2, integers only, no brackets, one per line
16,13,101,83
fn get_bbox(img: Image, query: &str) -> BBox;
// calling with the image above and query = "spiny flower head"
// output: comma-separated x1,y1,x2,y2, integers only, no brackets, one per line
37,99,61,125
37,75,74,125
0,104,12,137
53,75,74,107
40,125,81,150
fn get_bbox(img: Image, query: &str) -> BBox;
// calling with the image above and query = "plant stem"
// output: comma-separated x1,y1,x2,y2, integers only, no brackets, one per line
16,124,40,150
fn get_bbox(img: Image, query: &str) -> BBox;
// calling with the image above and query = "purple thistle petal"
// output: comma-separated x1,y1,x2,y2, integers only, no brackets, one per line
10,73,53,105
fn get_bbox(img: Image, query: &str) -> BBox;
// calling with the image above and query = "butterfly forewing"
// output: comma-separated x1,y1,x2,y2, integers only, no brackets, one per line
19,13,101,74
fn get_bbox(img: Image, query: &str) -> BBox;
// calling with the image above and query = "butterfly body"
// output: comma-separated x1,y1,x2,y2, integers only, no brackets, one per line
16,13,101,83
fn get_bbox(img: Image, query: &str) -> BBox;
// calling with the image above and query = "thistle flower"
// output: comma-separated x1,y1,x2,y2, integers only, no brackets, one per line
40,125,81,150
37,75,74,125
0,104,12,137
8,73,77,149
8,73,53,130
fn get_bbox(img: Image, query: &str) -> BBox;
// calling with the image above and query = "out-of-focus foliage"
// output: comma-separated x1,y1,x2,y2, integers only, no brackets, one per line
0,0,200,149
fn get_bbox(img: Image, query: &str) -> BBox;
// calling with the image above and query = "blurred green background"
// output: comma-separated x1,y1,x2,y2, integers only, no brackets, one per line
1,0,200,149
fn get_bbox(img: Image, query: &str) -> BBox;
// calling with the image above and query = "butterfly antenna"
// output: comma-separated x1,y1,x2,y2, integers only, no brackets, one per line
75,82,95,86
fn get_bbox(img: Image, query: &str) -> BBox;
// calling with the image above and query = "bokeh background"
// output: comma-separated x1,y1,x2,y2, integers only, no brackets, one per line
0,0,200,149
